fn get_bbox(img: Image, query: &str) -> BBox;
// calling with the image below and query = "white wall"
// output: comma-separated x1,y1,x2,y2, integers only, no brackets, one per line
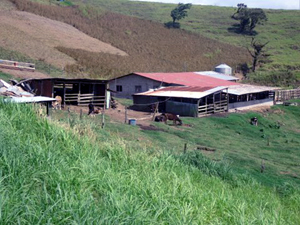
109,74,162,99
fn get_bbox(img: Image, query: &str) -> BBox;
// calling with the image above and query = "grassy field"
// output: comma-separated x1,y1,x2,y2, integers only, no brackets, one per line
1,100,300,223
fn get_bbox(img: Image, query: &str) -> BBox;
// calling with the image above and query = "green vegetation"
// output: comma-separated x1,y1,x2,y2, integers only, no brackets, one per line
0,47,62,76
231,6,268,34
169,3,192,28
67,0,300,71
0,71,13,82
1,100,300,224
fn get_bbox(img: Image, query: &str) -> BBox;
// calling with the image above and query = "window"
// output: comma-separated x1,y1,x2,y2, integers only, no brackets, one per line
116,85,123,92
135,85,142,93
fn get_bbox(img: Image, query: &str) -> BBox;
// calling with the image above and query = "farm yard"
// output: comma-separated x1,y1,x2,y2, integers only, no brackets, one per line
1,0,300,223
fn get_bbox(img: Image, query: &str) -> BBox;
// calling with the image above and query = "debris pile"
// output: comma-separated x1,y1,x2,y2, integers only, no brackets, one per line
0,79,34,97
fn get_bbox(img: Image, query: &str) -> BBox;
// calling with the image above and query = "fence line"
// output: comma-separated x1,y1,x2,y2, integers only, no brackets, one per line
275,89,300,102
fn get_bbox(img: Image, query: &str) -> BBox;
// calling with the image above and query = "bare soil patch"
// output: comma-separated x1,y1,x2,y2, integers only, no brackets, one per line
0,10,127,68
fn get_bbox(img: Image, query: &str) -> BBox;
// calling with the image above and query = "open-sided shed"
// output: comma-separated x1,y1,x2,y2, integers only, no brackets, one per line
23,78,109,108
133,86,229,117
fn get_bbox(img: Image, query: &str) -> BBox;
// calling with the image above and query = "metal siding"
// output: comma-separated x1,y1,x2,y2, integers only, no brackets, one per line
166,101,198,117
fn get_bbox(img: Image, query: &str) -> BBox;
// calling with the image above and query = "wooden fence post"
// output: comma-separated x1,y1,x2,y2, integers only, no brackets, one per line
80,109,83,120
125,107,128,124
101,111,105,129
184,143,187,154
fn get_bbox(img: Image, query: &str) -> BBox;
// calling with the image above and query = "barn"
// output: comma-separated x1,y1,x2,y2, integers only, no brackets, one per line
22,78,110,108
109,72,238,99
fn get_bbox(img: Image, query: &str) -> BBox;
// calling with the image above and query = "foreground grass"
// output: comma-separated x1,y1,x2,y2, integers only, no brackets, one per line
1,101,300,223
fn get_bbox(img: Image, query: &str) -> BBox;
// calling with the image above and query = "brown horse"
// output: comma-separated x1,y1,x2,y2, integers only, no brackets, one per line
161,113,182,125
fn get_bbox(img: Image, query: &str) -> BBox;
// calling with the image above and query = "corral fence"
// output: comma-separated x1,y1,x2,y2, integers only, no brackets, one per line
274,89,300,102
65,93,106,107
198,100,228,116
0,59,35,72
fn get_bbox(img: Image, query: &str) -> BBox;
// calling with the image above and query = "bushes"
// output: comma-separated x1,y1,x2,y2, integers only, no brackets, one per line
246,70,299,88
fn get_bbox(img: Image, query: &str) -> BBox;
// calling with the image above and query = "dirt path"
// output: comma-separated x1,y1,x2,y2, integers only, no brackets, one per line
0,10,127,68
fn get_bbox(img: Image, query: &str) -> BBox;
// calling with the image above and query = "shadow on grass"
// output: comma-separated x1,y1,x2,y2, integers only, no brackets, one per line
164,21,180,29
228,24,258,36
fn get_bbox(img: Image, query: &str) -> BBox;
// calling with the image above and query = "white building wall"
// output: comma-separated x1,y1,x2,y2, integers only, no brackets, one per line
109,74,163,99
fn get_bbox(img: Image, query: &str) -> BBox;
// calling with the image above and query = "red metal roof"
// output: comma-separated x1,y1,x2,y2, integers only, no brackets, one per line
151,86,216,92
134,72,238,88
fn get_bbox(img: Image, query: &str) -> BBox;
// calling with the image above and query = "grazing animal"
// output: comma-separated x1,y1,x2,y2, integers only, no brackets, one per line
52,96,62,110
161,113,182,126
250,117,258,126
154,115,165,122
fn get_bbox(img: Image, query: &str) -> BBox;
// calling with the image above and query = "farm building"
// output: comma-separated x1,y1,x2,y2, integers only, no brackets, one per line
109,72,238,99
123,72,278,116
133,86,229,117
22,78,110,108
227,84,278,110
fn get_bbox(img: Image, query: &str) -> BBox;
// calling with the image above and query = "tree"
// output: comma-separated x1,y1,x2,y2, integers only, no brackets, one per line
232,5,267,34
170,3,192,27
247,38,270,72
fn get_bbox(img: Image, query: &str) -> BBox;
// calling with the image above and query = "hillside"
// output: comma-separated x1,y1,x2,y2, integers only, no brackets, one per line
0,5,127,69
3,0,251,79
1,101,300,223
71,0,300,71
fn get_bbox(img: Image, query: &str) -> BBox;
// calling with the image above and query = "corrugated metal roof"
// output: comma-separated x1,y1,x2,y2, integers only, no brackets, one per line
226,84,280,95
6,96,56,103
195,71,239,81
215,63,231,69
134,86,227,99
133,72,239,88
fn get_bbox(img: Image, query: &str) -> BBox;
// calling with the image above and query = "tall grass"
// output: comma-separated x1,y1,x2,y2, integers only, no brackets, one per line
1,100,300,224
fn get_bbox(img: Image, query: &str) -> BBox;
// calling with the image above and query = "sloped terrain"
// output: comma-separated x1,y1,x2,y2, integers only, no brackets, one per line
0,102,300,224
0,8,127,69
8,0,251,78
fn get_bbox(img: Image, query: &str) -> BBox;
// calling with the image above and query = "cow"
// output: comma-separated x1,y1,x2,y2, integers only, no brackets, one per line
250,117,258,126
161,113,182,126
52,96,62,110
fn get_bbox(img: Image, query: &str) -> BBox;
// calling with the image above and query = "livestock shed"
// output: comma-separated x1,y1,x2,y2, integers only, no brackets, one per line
226,84,279,110
109,72,238,99
133,86,229,117
22,78,109,108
